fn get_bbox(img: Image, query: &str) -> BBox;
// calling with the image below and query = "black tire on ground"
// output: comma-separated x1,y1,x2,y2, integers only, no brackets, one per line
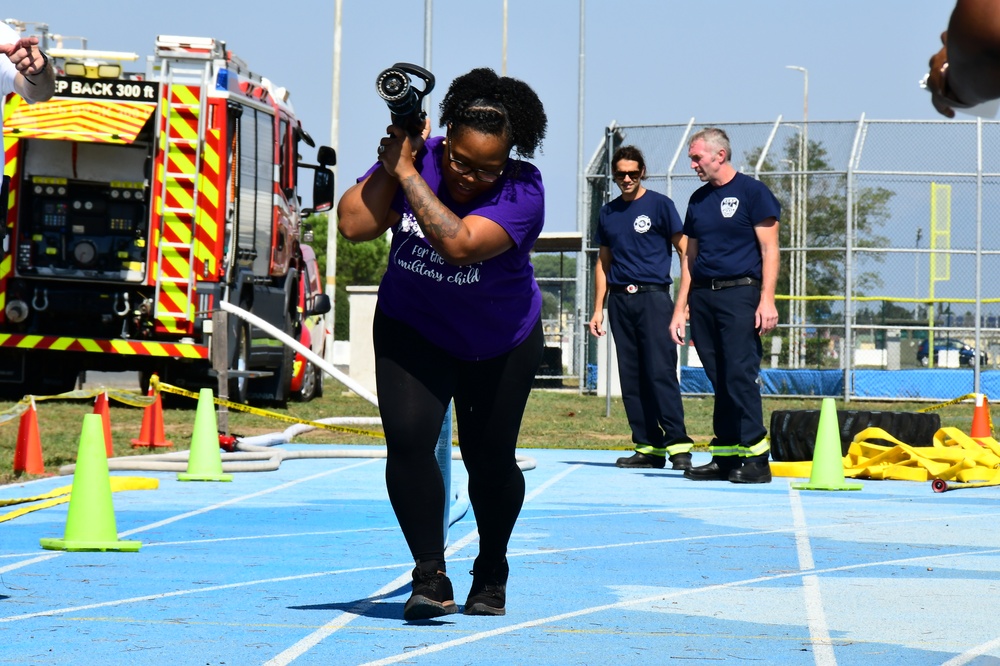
314,363,324,398
769,409,942,462
228,316,251,405
295,361,318,402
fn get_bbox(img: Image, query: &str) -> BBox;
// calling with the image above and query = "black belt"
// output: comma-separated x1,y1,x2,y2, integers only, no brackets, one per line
608,283,668,294
692,277,760,290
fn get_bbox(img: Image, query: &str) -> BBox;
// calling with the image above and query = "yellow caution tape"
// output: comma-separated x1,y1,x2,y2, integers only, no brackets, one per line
0,375,385,440
916,393,993,435
917,393,977,413
0,476,159,523
0,377,387,440
155,381,386,440
0,388,155,428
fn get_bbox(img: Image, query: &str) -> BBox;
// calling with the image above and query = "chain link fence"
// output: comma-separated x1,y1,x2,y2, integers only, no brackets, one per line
580,117,1000,402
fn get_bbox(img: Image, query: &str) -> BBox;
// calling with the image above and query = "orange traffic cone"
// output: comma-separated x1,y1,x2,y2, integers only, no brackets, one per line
93,391,113,458
13,397,45,475
131,384,173,449
970,393,992,442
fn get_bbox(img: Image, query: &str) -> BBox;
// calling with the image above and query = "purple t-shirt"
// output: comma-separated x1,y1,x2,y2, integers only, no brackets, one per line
361,136,545,360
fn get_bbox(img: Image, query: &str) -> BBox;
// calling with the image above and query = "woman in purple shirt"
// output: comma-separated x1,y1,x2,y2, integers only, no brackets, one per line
338,68,547,621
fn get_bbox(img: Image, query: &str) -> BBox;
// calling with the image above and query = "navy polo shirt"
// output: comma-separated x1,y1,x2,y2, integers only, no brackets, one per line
594,190,683,285
683,171,781,281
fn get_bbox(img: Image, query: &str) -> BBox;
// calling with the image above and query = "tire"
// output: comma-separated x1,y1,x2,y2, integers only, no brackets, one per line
769,409,941,461
228,316,251,405
271,317,296,407
295,361,318,402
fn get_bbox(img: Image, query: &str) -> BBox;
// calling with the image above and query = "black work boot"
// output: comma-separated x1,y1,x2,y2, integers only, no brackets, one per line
615,452,665,469
729,455,772,484
403,560,458,621
684,455,741,481
464,557,509,616
668,452,692,470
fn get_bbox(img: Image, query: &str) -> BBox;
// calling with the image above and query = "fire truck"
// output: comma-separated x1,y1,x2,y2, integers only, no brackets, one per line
0,32,335,403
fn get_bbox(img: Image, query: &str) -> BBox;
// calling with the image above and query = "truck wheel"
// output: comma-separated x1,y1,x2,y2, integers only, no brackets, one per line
314,363,324,398
228,319,251,405
295,361,323,402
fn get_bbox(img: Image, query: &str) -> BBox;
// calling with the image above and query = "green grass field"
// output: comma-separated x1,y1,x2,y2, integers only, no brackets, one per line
0,385,977,487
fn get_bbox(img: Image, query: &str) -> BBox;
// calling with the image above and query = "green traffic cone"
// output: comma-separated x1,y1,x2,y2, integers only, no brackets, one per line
178,388,232,482
40,414,142,552
791,398,863,491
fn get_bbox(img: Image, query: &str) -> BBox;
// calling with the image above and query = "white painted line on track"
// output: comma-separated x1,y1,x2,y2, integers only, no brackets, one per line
0,561,412,623
789,487,836,666
355,545,1000,666
0,459,381,580
263,464,584,665
942,636,1000,665
144,526,397,548
119,458,381,538
0,553,59,574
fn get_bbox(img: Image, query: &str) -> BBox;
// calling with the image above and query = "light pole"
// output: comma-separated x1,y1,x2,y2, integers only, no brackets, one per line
915,227,923,316
502,0,508,76
786,66,808,368
781,157,798,367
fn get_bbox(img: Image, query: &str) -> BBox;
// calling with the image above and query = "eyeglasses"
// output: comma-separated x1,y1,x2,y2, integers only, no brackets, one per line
613,170,642,182
447,136,506,183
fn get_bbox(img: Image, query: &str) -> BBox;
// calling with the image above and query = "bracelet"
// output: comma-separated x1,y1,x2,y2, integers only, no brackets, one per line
23,51,48,86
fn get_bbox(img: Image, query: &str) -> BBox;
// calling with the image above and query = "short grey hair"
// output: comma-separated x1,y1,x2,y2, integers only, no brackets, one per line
690,127,732,163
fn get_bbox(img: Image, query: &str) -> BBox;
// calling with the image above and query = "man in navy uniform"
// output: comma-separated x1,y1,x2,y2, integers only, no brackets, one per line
589,145,693,470
670,128,780,483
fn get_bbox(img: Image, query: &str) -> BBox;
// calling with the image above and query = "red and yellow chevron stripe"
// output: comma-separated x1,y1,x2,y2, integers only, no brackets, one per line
4,99,155,144
152,84,203,334
1,94,22,324
0,334,207,358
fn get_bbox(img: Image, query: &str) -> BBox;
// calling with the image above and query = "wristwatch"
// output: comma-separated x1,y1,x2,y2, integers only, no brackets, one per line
24,51,48,86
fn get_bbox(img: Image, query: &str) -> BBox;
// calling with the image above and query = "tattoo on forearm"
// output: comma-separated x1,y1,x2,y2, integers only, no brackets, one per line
400,173,460,240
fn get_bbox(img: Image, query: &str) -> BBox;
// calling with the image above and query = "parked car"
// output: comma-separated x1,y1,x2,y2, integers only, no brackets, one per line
291,246,332,401
916,338,987,367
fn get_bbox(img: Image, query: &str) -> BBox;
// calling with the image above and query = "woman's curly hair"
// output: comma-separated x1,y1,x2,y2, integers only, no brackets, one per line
438,67,547,159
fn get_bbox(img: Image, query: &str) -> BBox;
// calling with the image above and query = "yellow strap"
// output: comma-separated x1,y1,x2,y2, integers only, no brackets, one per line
772,426,1000,485
0,477,159,524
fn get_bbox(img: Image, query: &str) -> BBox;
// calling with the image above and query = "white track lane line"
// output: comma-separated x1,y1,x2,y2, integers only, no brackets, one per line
942,636,1000,665
0,459,381,601
356,546,1000,666
0,553,60,574
263,464,584,666
788,487,836,666
119,458,381,538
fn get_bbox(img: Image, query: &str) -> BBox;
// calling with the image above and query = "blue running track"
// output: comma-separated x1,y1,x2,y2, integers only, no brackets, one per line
2,446,1000,665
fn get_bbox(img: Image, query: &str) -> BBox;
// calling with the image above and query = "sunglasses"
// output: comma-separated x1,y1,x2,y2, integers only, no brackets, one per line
613,170,642,182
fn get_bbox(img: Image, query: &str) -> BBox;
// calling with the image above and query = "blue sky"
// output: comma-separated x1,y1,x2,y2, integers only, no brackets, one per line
25,1,957,232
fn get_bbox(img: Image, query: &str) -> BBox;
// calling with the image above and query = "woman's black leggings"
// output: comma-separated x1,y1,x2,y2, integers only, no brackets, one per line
373,307,543,569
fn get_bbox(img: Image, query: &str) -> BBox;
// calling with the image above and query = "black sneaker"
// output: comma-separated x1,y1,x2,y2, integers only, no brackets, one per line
668,452,692,470
464,558,509,616
403,561,458,621
615,452,665,469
